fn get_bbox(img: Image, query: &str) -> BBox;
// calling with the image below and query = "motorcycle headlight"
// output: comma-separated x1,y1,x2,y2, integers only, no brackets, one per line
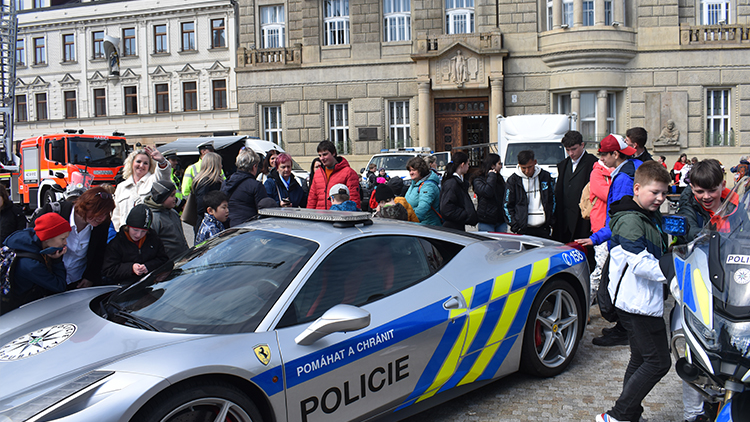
714,312,750,360
685,308,719,351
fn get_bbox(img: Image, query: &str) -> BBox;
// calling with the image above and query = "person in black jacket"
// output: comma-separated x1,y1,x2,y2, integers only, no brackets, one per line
554,130,598,243
439,151,478,231
504,150,555,239
30,186,115,288
221,148,269,227
0,184,27,244
472,153,507,233
264,153,306,207
102,204,169,286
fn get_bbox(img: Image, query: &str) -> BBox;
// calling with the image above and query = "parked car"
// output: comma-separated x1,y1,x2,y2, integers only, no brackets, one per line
0,209,589,422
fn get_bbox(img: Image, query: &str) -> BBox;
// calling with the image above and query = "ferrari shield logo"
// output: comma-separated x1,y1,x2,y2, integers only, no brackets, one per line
253,344,271,366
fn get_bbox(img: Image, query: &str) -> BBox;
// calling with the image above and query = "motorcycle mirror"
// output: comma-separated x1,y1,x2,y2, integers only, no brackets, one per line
662,215,688,237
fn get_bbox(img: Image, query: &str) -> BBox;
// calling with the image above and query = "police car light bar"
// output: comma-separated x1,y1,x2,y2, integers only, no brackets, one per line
379,147,433,153
258,208,373,226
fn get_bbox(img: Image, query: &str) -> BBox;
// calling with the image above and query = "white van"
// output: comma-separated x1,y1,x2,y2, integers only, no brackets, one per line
497,114,576,181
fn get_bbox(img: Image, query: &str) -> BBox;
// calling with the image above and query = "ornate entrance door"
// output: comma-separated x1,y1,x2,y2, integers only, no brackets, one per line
434,98,489,163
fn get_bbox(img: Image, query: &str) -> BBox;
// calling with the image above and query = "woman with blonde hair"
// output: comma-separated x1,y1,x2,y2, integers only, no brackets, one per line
192,152,224,230
112,146,171,230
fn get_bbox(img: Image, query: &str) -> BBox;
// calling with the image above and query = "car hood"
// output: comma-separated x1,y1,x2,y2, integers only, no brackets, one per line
0,287,202,407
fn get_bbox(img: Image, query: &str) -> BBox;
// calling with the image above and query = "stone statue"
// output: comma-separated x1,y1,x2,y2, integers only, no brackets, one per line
449,50,468,84
109,50,120,76
655,119,680,146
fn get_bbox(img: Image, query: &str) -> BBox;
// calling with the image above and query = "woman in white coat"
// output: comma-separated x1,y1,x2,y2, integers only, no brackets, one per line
112,146,171,230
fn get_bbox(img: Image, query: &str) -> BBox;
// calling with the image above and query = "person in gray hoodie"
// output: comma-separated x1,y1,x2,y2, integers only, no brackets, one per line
504,150,555,239
144,181,188,260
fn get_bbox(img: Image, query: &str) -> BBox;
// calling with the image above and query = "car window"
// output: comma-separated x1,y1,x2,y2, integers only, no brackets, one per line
369,154,414,172
432,152,450,172
278,236,435,328
505,142,565,166
105,229,318,334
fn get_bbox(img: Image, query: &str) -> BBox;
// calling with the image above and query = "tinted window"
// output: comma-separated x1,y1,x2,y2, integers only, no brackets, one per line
279,236,434,327
505,142,565,166
106,229,318,334
369,154,417,172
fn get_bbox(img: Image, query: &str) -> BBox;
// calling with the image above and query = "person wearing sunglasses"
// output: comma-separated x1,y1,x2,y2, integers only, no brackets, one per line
30,186,115,289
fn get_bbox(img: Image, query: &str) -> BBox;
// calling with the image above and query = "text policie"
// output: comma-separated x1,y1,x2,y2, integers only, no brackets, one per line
300,355,409,421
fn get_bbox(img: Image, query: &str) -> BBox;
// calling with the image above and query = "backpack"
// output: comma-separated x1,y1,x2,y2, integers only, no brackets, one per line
30,201,62,224
0,246,45,315
596,256,628,323
579,182,597,220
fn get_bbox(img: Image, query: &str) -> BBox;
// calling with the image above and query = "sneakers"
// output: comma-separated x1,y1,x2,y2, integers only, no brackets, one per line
596,413,621,422
593,326,629,346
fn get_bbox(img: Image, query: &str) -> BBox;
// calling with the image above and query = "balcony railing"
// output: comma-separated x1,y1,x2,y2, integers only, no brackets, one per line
237,44,302,68
680,24,750,46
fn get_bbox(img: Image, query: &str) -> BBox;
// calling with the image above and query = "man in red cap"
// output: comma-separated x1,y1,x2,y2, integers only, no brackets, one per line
1,213,70,313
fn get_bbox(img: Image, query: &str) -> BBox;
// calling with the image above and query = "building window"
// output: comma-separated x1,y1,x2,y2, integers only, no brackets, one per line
155,84,169,113
389,101,410,149
33,0,43,7
123,28,136,56
94,88,106,117
183,81,197,111
261,5,285,48
607,93,616,135
92,31,104,59
583,1,594,26
33,37,45,65
64,91,77,119
706,89,732,146
181,22,195,51
63,34,75,62
212,80,227,110
16,95,27,122
154,24,167,53
547,0,553,30
211,18,226,48
384,0,411,42
35,93,48,121
579,92,596,143
16,39,24,66
329,103,349,154
446,0,474,34
124,86,138,115
562,0,573,27
604,0,613,25
263,106,283,145
324,0,349,45
15,0,23,11
702,0,730,25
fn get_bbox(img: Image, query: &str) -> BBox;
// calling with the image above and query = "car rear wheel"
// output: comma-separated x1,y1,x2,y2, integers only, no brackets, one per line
42,189,56,208
132,381,263,422
520,279,582,377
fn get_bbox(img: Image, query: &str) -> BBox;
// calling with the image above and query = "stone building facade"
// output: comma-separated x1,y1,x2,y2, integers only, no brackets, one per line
14,0,239,146
236,0,750,169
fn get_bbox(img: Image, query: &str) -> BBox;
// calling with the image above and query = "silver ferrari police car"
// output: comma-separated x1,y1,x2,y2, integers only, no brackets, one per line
0,209,589,422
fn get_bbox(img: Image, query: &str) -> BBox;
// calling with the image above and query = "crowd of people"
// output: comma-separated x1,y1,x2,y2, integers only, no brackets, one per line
0,127,741,421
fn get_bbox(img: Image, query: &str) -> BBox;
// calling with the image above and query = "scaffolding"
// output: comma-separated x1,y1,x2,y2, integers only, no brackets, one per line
0,0,16,167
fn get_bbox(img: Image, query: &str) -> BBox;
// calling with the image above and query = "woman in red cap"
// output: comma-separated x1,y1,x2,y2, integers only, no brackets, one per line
2,212,70,313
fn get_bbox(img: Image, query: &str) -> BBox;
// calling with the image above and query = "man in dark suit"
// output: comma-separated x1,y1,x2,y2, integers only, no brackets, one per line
554,130,598,244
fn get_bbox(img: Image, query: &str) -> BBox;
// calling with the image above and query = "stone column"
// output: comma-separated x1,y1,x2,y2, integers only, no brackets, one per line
553,0,562,28
573,0,583,26
418,81,433,149
571,90,581,124
490,77,504,148
595,0,605,25
597,90,608,140
614,0,624,25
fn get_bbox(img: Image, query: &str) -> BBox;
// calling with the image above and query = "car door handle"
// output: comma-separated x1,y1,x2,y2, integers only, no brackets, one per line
443,296,461,310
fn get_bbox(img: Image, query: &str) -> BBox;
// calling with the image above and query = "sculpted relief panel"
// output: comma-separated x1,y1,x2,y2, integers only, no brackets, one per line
435,49,483,88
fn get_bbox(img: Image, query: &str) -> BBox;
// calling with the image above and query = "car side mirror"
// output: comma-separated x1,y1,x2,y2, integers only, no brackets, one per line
360,167,365,173
295,304,371,346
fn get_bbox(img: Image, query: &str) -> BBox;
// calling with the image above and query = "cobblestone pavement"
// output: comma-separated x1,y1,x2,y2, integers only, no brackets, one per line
404,304,684,422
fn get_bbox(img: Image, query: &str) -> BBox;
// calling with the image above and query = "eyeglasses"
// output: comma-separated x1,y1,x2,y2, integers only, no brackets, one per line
95,191,113,200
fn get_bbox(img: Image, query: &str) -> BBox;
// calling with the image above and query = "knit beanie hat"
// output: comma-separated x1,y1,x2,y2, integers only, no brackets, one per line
374,184,395,203
126,204,153,230
151,181,176,204
35,212,71,241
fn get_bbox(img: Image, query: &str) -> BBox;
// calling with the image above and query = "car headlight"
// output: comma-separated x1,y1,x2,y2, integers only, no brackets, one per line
0,371,113,422
685,308,719,351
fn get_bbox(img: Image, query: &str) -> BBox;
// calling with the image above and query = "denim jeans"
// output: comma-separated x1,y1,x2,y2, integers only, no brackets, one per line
609,309,671,421
477,222,508,233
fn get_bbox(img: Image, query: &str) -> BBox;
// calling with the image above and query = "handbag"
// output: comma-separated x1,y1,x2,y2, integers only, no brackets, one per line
181,193,198,226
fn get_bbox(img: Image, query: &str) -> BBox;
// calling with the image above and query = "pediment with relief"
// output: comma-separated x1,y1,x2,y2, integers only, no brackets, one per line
432,44,484,89
150,65,171,81
207,61,229,77
177,63,200,77
29,76,49,91
89,71,107,86
59,73,79,88
120,68,140,83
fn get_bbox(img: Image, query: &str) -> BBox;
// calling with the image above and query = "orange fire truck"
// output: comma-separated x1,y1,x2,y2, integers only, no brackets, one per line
14,130,128,209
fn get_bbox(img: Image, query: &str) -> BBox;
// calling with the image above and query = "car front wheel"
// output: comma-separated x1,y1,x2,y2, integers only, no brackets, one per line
132,381,263,422
520,279,582,377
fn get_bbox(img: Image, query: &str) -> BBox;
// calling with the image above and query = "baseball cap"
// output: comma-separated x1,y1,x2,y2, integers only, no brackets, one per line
598,134,636,156
329,183,349,197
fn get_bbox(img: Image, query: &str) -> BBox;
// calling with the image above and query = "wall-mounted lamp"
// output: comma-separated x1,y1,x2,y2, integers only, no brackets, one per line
718,19,726,25
612,21,621,27
560,24,569,29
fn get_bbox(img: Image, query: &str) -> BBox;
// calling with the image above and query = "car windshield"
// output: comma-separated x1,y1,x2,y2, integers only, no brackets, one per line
68,137,127,166
106,228,318,334
505,143,565,166
432,152,450,172
368,154,416,172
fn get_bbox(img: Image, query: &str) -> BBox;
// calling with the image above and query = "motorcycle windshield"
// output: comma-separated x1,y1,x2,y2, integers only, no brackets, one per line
699,176,750,316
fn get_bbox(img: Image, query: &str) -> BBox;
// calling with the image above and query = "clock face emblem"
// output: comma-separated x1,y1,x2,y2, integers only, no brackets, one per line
0,324,77,362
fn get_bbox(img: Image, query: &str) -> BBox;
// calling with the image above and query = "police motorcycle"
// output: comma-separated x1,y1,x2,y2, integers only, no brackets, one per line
662,176,750,422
